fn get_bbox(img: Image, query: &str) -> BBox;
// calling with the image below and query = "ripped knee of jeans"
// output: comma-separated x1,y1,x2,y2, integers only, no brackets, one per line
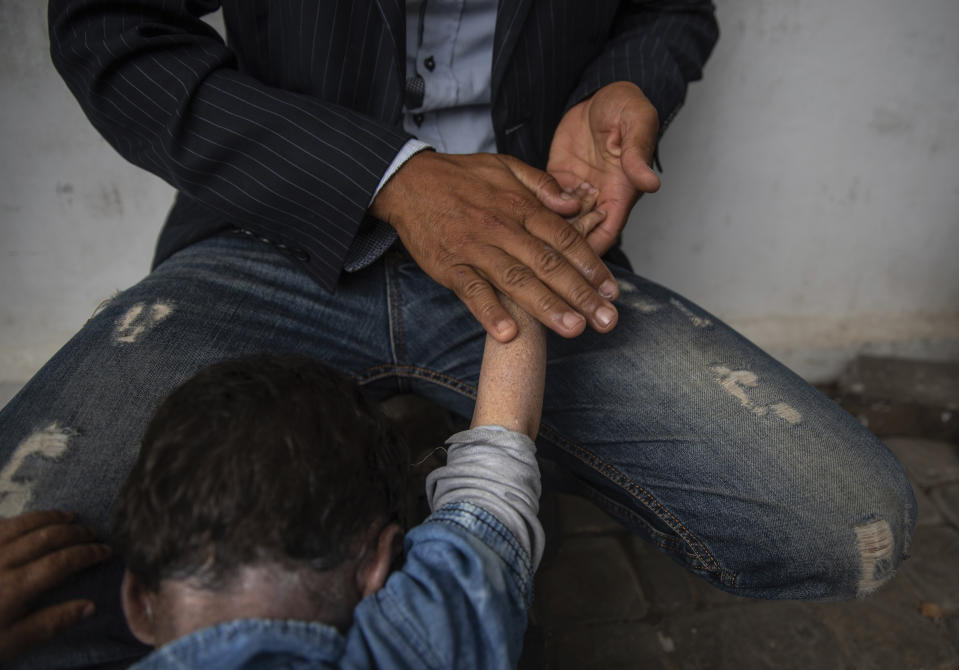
853,518,897,598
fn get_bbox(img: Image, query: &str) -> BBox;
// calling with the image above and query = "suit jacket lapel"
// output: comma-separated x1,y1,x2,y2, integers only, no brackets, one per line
492,0,534,97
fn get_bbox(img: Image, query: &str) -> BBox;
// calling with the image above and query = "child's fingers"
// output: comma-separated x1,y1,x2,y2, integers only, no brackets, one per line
563,182,602,237
569,208,607,238
564,181,599,215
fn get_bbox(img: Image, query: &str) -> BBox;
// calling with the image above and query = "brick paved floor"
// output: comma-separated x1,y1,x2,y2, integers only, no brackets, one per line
391,356,959,669
520,453,959,670
517,357,959,670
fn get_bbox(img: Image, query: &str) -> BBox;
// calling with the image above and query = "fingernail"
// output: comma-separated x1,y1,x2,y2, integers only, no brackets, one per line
599,279,618,299
560,312,585,331
559,191,574,200
82,602,96,618
579,181,594,191
595,306,617,328
495,319,513,336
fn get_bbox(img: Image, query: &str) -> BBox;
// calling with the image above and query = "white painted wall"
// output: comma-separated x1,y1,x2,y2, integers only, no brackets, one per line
623,0,959,378
0,1,174,388
1,0,957,389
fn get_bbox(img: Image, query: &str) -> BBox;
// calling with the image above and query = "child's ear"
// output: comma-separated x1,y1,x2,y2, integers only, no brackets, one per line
356,522,404,598
121,570,158,646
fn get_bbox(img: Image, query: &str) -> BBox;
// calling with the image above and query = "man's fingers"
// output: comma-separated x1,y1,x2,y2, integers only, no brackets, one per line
501,155,581,218
371,150,621,337
481,229,617,335
0,600,95,660
448,264,518,343
523,209,619,305
0,511,73,547
2,521,97,569
476,246,589,338
16,542,112,599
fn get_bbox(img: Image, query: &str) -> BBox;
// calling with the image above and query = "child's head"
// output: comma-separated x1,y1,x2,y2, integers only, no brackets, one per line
113,354,408,646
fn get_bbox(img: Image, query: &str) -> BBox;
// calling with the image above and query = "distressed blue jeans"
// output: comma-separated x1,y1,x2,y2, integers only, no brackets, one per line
0,234,915,668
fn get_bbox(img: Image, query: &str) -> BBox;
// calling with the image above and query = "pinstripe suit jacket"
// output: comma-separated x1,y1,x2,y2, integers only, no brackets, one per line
49,0,718,291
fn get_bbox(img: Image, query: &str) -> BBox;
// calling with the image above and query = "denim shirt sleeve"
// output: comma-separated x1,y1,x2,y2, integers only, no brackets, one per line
341,502,535,670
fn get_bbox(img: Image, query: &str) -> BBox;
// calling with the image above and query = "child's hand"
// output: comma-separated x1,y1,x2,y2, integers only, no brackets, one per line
564,181,608,239
0,511,111,660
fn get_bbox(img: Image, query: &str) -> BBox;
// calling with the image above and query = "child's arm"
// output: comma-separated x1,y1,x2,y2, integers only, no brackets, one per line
425,190,606,570
470,183,605,439
469,295,546,440
354,194,607,669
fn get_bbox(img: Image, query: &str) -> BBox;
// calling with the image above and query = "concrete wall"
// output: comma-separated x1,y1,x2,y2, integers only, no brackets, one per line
2,0,957,390
623,0,959,378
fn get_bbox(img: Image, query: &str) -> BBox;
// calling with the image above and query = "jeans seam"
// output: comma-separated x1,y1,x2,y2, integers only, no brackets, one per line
356,363,736,587
385,256,405,368
539,423,736,586
576,481,738,586
354,364,477,397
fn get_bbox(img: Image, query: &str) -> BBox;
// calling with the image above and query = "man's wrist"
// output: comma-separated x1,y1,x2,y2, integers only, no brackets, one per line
370,139,434,207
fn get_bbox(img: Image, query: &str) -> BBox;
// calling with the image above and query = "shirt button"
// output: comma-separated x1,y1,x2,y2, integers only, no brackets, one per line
424,55,435,71
413,113,424,127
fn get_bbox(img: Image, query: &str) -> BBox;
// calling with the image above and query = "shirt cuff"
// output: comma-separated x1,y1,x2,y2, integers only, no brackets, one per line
342,139,433,272
370,138,434,204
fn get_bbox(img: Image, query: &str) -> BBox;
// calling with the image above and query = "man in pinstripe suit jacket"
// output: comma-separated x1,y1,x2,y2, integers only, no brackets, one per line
0,1,916,667
48,0,718,340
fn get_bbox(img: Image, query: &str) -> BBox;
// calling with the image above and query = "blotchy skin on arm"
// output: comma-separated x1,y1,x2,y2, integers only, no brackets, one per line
468,188,607,438
468,187,605,438
426,292,548,567
470,297,546,441
425,197,606,570
425,293,548,569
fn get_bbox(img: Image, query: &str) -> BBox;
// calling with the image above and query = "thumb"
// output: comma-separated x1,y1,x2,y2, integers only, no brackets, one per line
500,156,581,216
621,138,661,194
616,101,662,194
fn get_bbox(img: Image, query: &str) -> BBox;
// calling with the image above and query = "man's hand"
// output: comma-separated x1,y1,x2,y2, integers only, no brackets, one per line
547,81,662,255
470,193,606,439
370,152,620,342
0,511,112,661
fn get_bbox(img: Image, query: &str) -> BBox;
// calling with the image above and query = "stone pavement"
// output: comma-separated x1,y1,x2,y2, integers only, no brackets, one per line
519,442,959,670
390,356,959,669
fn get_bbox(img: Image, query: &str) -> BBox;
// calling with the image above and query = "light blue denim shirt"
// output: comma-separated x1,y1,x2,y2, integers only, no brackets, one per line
131,503,532,670
130,427,542,669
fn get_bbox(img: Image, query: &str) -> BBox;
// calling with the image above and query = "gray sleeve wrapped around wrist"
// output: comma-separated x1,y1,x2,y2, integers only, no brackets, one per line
425,425,545,569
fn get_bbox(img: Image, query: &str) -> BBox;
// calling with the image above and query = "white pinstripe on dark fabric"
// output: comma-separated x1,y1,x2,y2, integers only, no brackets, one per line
49,0,718,291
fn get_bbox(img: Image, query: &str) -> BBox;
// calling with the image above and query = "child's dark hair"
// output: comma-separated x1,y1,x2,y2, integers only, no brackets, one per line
112,354,407,590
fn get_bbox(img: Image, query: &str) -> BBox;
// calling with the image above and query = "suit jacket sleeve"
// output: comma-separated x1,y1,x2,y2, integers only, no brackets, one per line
569,0,719,135
48,0,412,291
